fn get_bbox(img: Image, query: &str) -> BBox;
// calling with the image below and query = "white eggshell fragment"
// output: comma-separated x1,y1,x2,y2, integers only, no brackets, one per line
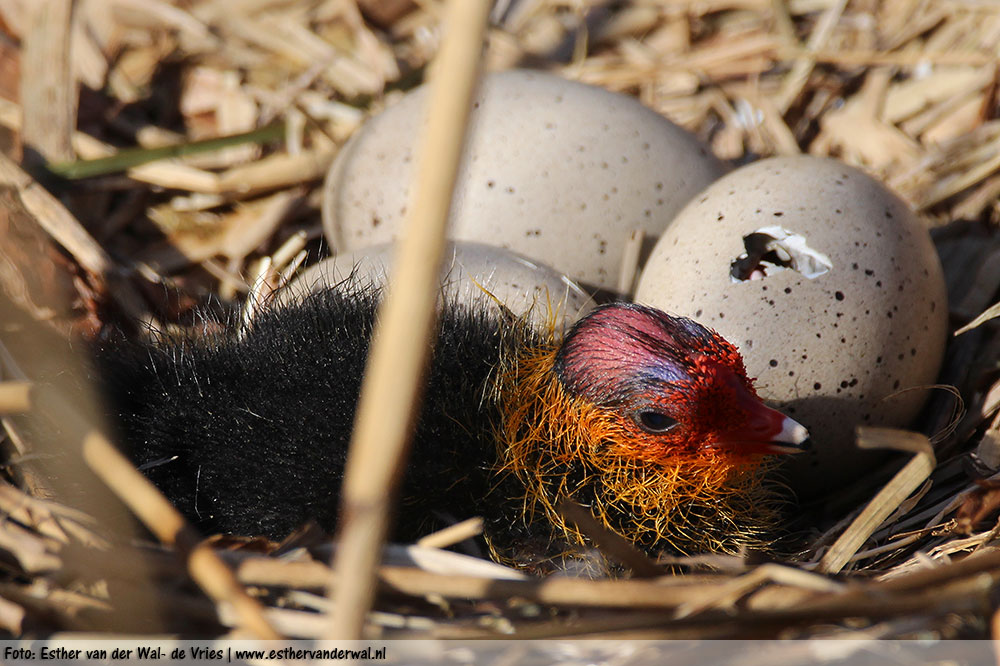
635,156,948,497
282,241,595,330
323,69,726,291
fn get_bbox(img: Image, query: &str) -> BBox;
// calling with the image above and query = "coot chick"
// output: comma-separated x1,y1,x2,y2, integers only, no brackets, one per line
96,286,808,571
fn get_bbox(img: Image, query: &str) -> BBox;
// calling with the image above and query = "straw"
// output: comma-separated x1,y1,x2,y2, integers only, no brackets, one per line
19,0,74,163
817,428,937,575
18,383,281,640
326,0,492,639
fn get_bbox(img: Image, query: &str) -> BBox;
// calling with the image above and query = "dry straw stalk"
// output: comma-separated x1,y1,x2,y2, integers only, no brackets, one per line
327,0,492,640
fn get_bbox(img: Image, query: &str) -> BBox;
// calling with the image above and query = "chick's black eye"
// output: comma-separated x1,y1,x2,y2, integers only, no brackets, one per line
636,410,679,434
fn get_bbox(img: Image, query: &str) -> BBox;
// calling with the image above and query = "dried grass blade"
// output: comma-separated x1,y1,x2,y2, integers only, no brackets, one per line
0,595,24,635
9,374,287,640
674,563,844,618
0,520,61,573
327,0,492,640
558,500,663,578
215,149,335,196
855,426,935,455
0,156,113,281
955,300,1000,336
817,428,936,574
78,428,281,638
773,0,848,113
415,517,484,550
20,0,75,162
379,566,724,609
0,155,148,321
0,381,32,415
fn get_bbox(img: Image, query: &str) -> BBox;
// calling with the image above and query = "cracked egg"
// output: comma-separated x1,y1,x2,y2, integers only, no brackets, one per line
635,156,948,497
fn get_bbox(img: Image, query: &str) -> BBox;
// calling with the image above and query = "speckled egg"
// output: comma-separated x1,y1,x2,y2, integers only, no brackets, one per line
634,156,948,497
323,69,726,291
281,241,595,330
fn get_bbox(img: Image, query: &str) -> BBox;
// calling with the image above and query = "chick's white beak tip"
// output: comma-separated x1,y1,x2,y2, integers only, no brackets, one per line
769,415,811,453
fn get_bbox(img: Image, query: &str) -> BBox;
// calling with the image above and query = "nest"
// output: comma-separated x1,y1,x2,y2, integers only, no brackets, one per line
1,0,1000,649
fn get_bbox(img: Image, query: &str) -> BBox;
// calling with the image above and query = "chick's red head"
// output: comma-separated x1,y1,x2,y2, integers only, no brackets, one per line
553,303,809,460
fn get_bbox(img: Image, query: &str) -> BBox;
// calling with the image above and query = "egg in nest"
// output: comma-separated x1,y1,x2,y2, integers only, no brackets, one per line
636,156,948,497
322,69,725,292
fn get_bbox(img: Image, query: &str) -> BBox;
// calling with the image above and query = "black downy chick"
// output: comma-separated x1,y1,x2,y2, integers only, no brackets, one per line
95,285,809,570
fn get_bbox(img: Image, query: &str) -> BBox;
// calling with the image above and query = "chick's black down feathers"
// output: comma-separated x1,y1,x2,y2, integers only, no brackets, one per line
96,288,525,543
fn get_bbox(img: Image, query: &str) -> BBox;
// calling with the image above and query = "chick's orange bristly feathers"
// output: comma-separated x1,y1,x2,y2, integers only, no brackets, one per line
496,303,809,560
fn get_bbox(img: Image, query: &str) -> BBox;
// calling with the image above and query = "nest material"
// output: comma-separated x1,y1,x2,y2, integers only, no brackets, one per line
0,0,999,645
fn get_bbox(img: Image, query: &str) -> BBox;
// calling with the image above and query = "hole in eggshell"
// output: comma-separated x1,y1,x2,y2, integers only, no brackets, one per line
730,226,833,282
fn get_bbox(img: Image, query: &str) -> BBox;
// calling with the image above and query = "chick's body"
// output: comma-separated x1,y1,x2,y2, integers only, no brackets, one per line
97,287,806,570
100,288,518,544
